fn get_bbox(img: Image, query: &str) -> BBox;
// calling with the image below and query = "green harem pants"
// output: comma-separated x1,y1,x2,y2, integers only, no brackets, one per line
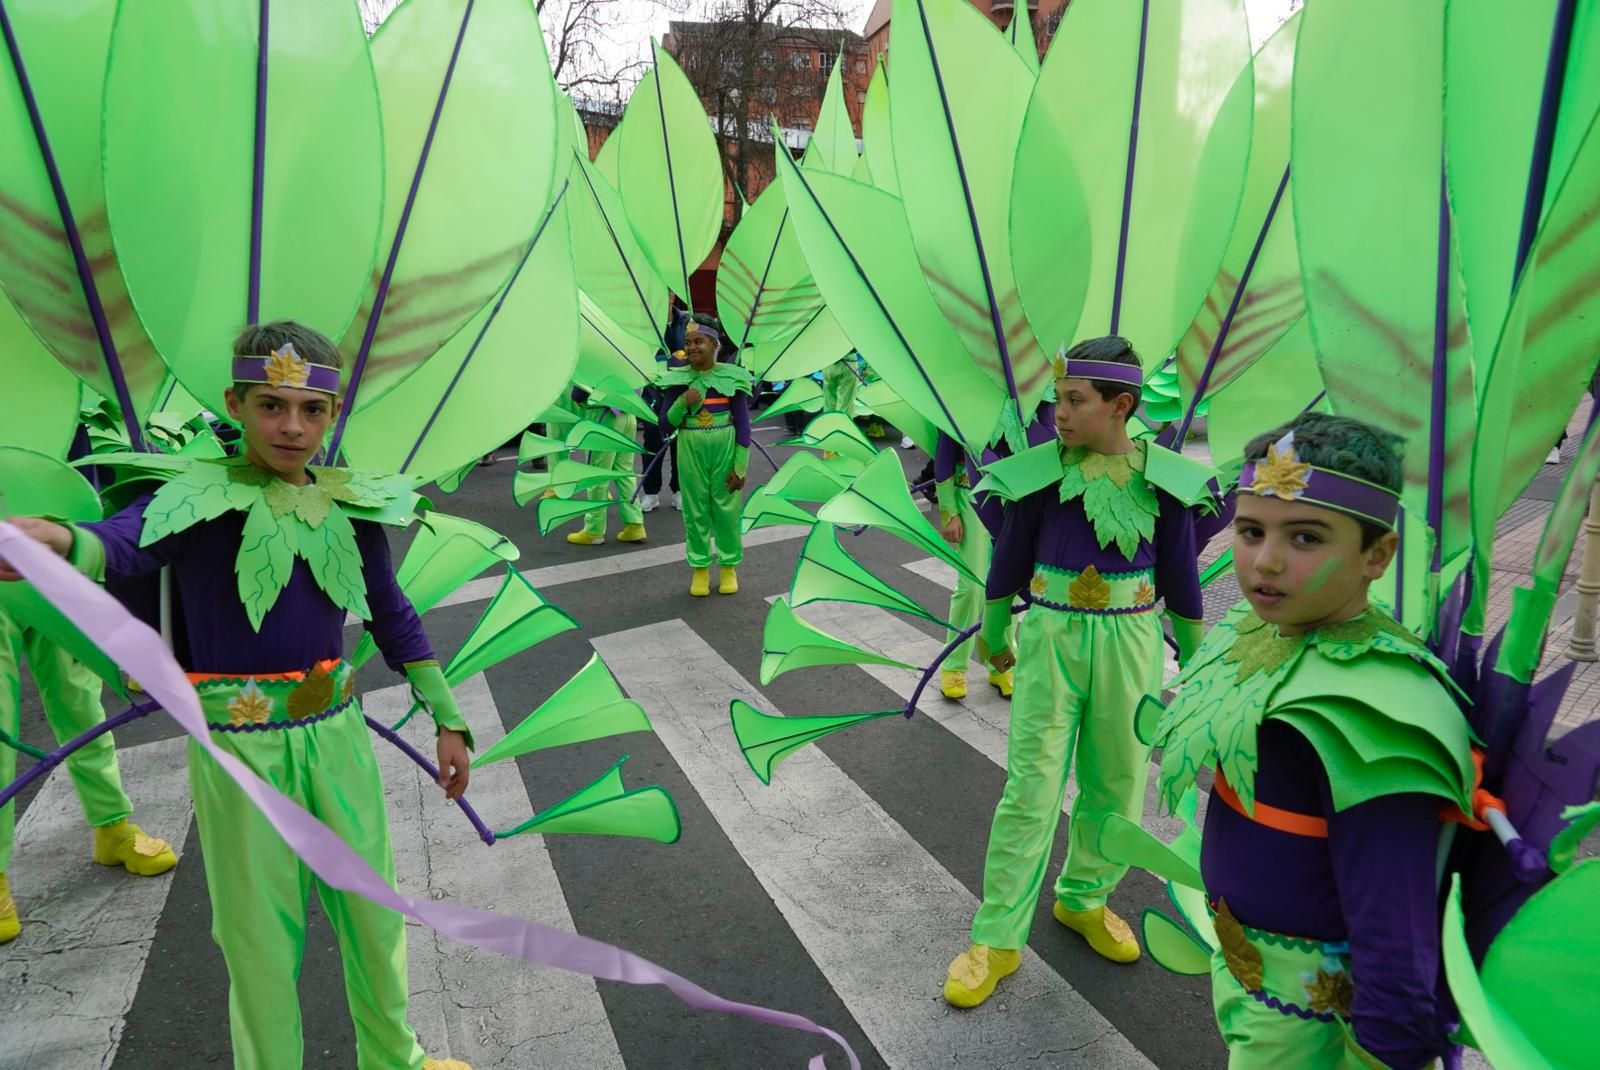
0,611,132,872
970,604,1161,948
820,360,859,417
581,409,643,537
941,494,1005,673
678,422,744,568
189,692,424,1070
1211,949,1393,1069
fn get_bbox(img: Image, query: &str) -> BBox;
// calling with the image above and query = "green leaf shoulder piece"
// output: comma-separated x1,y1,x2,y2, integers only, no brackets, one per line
973,440,1063,501
653,362,755,397
1058,442,1159,560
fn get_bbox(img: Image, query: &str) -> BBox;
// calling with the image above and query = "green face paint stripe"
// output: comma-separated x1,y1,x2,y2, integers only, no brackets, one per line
1303,556,1344,594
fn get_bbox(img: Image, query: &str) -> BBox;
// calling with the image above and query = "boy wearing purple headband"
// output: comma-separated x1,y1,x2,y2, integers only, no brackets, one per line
1151,413,1473,1069
946,336,1208,1007
1,322,473,1070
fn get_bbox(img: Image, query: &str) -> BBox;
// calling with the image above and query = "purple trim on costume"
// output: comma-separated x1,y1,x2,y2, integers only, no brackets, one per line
207,697,351,733
364,714,495,846
330,0,477,459
401,181,568,474
1173,163,1291,451
912,0,1022,420
650,39,692,296
1064,358,1144,386
1248,988,1341,1024
0,0,146,452
1240,462,1400,528
1427,166,1451,570
1109,0,1151,335
231,356,342,393
0,701,159,812
1516,0,1578,278
247,0,270,323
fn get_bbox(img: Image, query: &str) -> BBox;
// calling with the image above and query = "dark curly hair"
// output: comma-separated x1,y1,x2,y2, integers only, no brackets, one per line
1060,335,1142,409
1243,412,1405,548
230,320,344,398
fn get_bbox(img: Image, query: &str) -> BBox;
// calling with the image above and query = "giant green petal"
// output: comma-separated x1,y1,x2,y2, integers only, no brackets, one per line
616,43,721,302
889,0,1046,426
566,416,647,457
857,380,939,455
777,150,1003,452
339,184,577,483
759,377,825,422
578,290,661,390
443,567,579,685
570,132,668,367
766,452,863,504
1004,8,1040,77
780,411,879,464
0,292,79,459
815,448,981,583
730,699,898,785
1202,316,1321,467
861,58,897,195
584,377,661,425
760,597,914,685
803,54,859,175
741,488,819,534
497,758,680,844
1012,0,1251,363
513,458,630,507
103,0,382,412
535,495,614,537
339,0,561,422
0,0,165,431
473,653,651,767
744,305,855,383
789,524,948,627
717,181,823,356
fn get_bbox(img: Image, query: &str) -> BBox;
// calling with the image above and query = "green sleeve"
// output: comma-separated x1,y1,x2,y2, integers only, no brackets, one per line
980,597,1013,657
935,478,959,525
403,660,474,751
666,395,689,428
732,445,750,479
65,524,107,582
1167,613,1204,668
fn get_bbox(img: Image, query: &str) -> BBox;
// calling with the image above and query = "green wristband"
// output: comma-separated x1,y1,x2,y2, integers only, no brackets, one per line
732,444,750,479
981,598,1013,658
66,524,107,582
935,479,959,524
403,661,474,750
1167,613,1205,668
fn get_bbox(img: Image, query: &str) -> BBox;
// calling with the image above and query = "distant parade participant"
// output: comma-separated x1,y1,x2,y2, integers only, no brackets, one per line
934,430,1014,702
564,384,648,547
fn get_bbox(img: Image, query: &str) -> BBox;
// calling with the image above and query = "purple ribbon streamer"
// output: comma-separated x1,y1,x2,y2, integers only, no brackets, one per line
0,523,858,1070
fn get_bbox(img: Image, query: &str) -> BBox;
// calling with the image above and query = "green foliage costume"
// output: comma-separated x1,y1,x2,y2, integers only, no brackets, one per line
658,362,755,570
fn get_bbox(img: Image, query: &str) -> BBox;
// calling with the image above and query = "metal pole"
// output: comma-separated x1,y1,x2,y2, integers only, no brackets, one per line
1565,477,1600,661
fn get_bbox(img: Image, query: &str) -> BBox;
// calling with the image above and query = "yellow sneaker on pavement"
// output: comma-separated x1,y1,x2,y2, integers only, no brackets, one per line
423,1059,472,1070
93,820,178,877
617,524,647,543
1053,902,1141,963
566,531,604,546
718,567,739,595
943,944,1021,1008
0,872,19,944
689,567,711,597
940,670,967,700
987,670,1014,698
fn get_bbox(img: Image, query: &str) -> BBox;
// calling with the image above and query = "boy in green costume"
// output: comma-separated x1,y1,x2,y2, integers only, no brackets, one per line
2,322,474,1070
944,336,1207,1007
565,385,647,547
1151,413,1474,1069
657,321,753,597
0,608,179,944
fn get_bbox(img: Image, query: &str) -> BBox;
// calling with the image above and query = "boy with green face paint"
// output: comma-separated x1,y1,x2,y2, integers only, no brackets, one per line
656,321,753,597
1150,413,1476,1069
944,336,1208,1008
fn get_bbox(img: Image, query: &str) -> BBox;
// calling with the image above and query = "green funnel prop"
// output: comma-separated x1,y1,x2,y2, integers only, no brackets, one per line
432,458,476,495
566,418,647,456
513,458,630,507
497,757,681,844
741,488,819,535
760,377,824,422
730,699,897,785
536,495,615,536
351,512,519,669
585,376,661,425
857,381,937,455
816,450,981,584
789,525,948,627
518,431,568,465
473,653,651,767
780,411,878,463
765,452,862,504
443,567,578,686
760,597,915,685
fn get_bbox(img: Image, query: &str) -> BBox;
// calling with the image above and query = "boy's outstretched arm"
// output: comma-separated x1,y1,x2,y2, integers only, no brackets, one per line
0,517,73,580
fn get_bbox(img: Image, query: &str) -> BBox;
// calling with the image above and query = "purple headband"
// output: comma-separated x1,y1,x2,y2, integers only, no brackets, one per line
684,321,723,345
1239,432,1400,529
1051,352,1144,387
231,344,341,395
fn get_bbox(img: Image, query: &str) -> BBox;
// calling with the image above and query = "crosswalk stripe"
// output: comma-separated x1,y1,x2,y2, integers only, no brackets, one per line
365,675,626,1070
594,620,1156,1070
0,735,192,1070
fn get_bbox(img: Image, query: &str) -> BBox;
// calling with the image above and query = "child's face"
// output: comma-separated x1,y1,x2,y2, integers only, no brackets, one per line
683,332,717,370
1054,377,1132,452
1232,495,1398,636
224,384,340,484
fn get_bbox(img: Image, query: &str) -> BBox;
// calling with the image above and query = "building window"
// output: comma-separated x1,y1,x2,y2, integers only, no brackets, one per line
760,86,778,104
819,52,835,75
685,49,702,69
759,49,775,69
854,58,867,74
791,50,812,70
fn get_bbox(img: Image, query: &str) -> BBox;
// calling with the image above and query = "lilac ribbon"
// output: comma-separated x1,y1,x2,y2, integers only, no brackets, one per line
0,523,858,1070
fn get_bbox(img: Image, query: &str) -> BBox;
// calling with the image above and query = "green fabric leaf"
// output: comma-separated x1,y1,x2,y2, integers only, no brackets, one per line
0,0,166,425
1004,6,1040,76
717,181,823,356
744,305,856,383
577,290,661,389
789,524,948,627
1143,444,1220,509
1012,0,1250,366
341,0,561,414
297,503,369,621
518,431,569,464
1549,803,1600,874
514,458,631,507
760,597,915,684
103,0,382,412
741,488,819,535
760,378,825,422
497,758,681,844
586,377,663,424
803,55,860,175
616,43,721,302
135,460,254,546
889,0,1047,428
473,653,651,766
654,363,755,398
815,449,982,583
861,59,897,196
780,411,879,464
974,440,1064,502
1141,908,1214,977
730,699,898,785
1203,316,1322,467
766,452,862,504
534,495,614,536
1442,877,1548,1070
236,494,299,631
337,185,578,484
1096,814,1203,889
855,380,939,455
565,417,646,456
444,567,578,684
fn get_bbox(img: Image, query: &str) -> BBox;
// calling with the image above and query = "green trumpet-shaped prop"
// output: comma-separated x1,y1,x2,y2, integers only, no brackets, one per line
779,411,879,464
566,418,647,456
583,376,662,425
444,567,578,686
816,449,982,584
513,458,630,507
473,654,651,767
760,597,915,685
729,699,898,786
496,757,681,844
765,452,862,504
518,431,568,465
789,525,950,628
536,495,615,537
741,488,819,535
759,377,825,422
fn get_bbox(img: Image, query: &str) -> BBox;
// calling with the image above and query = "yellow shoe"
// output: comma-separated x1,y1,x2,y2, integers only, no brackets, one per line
423,1059,472,1070
1053,902,1140,964
718,566,739,595
940,670,967,700
93,820,178,877
987,670,1014,698
0,872,19,944
566,530,605,546
943,944,1021,1008
618,524,647,543
689,567,711,597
